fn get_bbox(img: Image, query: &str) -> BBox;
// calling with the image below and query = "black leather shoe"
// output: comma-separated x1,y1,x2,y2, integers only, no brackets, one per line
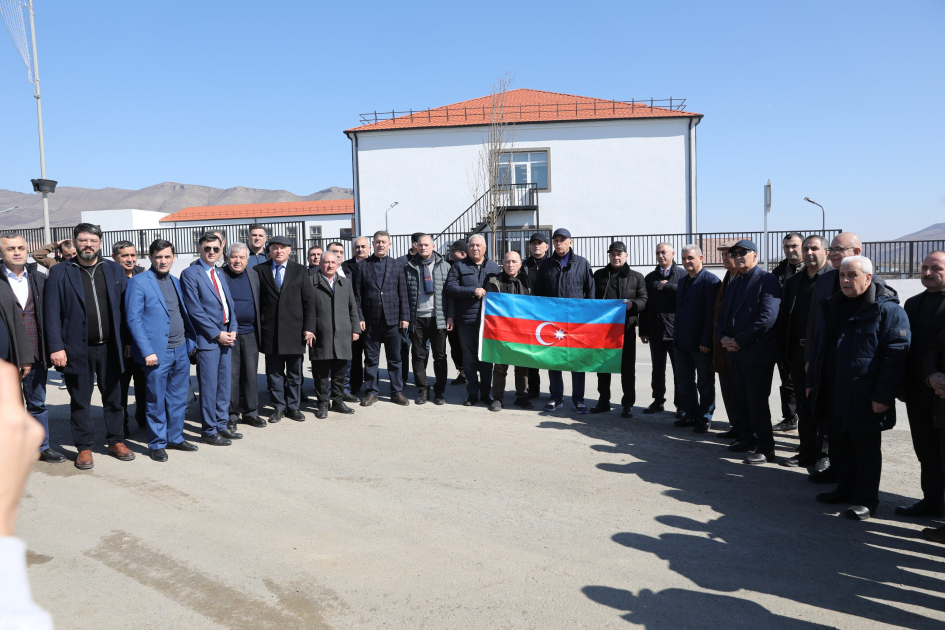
201,434,232,446
244,415,267,428
150,448,168,462
268,410,284,424
816,490,852,504
745,451,774,465
674,416,696,428
590,402,611,414
463,396,477,406
643,402,664,414
167,441,198,452
513,398,534,409
922,526,945,543
728,439,757,453
674,410,685,420
773,417,799,431
621,406,633,418
219,428,243,440
361,394,378,407
715,429,739,439
808,466,836,484
342,393,361,403
528,390,541,399
315,404,328,420
451,370,467,385
416,389,428,405
845,505,874,521
781,456,801,468
480,395,494,405
285,409,306,422
895,501,945,517
331,400,355,414
434,394,446,405
694,421,710,434
391,392,410,406
810,457,830,474
227,421,239,433
39,448,66,463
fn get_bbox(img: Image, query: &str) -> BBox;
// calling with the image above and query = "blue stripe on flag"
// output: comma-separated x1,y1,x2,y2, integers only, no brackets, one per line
483,293,625,326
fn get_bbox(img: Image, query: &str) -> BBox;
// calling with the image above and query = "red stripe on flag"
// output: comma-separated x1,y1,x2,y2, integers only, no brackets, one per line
482,315,624,350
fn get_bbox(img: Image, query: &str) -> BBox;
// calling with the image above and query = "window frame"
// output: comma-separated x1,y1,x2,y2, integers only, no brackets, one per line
498,148,551,192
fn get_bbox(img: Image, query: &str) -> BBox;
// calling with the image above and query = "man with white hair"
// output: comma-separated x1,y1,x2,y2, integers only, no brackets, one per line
806,255,910,521
224,242,264,429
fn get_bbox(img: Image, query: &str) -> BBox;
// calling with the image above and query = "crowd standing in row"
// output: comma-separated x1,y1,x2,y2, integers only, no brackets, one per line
1,225,944,539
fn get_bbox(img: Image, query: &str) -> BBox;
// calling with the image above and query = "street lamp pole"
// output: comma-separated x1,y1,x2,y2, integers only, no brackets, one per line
27,0,50,243
803,197,825,236
384,201,399,233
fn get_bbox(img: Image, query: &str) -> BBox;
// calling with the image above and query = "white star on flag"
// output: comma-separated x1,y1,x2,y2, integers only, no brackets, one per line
554,329,566,340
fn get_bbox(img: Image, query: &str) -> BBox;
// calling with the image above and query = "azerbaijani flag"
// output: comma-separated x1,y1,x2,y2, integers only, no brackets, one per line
479,293,626,373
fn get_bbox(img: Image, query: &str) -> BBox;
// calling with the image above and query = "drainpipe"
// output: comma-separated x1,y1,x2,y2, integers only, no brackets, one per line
348,132,362,237
688,117,699,236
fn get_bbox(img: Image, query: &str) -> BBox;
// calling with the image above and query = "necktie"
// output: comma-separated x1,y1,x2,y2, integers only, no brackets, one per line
275,265,284,289
210,270,227,325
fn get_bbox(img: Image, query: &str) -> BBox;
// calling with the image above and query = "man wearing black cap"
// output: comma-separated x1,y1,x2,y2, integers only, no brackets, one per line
591,241,647,417
523,232,550,398
717,239,782,464
535,228,594,413
447,240,468,385
640,242,687,416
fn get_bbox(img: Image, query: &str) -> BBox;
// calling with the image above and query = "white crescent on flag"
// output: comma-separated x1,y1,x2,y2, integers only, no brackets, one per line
535,322,555,346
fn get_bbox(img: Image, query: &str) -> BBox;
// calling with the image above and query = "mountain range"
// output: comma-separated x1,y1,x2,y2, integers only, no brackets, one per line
0,182,354,230
895,222,945,241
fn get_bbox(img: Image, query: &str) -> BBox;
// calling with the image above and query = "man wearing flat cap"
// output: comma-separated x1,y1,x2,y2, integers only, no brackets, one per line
523,232,550,398
717,239,782,464
591,241,647,417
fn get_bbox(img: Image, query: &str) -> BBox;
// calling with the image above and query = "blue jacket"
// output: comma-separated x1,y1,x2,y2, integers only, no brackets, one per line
352,254,410,327
43,258,127,374
124,270,197,364
534,249,594,300
716,265,781,366
807,282,910,432
180,262,238,350
445,256,500,325
674,268,720,352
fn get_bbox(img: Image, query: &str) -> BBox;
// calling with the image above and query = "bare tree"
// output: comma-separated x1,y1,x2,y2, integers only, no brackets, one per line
467,73,516,254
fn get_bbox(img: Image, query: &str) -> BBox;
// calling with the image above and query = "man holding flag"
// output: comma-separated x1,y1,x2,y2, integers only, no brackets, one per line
534,229,595,413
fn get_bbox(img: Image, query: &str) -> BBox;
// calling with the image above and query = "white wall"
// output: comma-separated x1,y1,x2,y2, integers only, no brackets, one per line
166,215,354,241
353,117,694,238
82,209,169,231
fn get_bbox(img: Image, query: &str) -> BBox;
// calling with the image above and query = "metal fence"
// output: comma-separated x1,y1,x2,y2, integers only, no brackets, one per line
862,240,945,278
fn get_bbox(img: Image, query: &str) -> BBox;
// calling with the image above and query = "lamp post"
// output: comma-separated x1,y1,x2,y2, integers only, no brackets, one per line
384,201,399,233
803,197,825,236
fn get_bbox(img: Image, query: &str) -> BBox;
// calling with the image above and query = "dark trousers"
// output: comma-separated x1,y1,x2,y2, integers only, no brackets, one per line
528,368,540,396
401,333,411,385
597,330,636,407
313,358,347,403
63,342,124,449
364,323,405,396
729,360,776,453
789,342,827,460
120,361,146,428
447,327,463,370
776,359,797,421
411,317,447,395
492,364,527,402
349,335,365,393
229,332,260,421
550,371,585,404
457,321,492,399
674,347,716,422
718,371,739,431
648,337,678,408
143,344,190,450
21,362,49,451
905,394,945,507
196,344,231,436
266,353,303,412
833,423,883,511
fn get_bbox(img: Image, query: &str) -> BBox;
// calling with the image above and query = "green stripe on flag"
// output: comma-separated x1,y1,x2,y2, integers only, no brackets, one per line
480,339,623,373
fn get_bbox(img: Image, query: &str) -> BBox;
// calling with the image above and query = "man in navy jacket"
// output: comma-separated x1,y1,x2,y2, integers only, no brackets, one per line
640,243,687,416
673,245,720,433
44,223,133,470
717,240,782,464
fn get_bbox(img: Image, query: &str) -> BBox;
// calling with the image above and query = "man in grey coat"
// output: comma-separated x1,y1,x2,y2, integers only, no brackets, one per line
309,252,361,419
405,234,451,405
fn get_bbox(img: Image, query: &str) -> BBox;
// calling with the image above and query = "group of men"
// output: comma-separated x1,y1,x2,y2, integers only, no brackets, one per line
2,223,945,540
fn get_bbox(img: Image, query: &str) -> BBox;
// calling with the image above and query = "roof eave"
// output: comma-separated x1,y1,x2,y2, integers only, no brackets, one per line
344,112,704,134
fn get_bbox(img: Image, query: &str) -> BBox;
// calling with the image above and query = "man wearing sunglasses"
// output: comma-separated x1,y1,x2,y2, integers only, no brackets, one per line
717,239,782,465
181,233,241,446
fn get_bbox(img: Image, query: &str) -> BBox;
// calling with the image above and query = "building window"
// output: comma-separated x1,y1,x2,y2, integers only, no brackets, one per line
499,151,548,190
309,225,322,240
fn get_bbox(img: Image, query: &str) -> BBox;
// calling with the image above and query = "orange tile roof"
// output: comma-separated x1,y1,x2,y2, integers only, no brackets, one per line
346,88,701,133
160,199,354,223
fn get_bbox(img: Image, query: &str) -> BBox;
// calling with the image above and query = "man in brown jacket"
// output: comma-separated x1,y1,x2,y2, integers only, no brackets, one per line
30,240,75,269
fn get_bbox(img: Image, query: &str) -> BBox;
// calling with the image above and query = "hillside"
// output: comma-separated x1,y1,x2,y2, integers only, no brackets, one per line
0,182,354,230
896,223,945,241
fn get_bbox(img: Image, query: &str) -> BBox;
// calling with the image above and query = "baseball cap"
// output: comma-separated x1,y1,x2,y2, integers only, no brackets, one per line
552,228,571,240
730,239,758,252
608,241,627,253
529,232,549,244
450,239,467,254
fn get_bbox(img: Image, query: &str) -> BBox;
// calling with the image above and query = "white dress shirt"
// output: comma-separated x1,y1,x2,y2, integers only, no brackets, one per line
198,259,230,324
3,265,30,309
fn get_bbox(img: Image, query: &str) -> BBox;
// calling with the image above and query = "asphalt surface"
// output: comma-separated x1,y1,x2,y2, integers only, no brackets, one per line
17,339,945,629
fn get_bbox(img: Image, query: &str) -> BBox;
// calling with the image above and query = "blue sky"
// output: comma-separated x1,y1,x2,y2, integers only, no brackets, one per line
1,0,942,241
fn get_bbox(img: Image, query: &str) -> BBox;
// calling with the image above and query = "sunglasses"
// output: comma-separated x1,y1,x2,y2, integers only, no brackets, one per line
203,246,221,254
730,249,751,257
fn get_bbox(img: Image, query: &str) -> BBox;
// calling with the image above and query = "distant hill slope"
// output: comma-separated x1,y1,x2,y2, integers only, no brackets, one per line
896,223,945,241
0,182,354,230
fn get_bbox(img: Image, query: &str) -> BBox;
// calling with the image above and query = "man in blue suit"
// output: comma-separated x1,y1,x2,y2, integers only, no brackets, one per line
44,223,133,470
717,239,782,464
673,245,721,434
125,239,199,462
181,232,241,446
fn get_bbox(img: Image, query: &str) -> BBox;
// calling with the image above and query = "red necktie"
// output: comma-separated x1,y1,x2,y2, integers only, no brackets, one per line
210,270,227,325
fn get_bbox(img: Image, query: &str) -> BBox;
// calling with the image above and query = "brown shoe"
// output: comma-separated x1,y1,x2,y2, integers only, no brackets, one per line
108,442,136,461
360,394,378,407
75,449,94,470
390,392,410,406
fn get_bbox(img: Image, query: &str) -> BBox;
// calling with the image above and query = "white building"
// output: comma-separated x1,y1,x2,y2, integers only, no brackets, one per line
81,209,169,230
345,89,703,245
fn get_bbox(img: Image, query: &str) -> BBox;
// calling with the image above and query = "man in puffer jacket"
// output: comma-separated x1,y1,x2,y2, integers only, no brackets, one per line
534,228,594,413
404,235,451,405
806,255,910,521
445,234,500,406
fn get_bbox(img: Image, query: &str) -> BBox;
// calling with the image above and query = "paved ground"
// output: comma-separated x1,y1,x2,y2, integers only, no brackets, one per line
18,339,945,629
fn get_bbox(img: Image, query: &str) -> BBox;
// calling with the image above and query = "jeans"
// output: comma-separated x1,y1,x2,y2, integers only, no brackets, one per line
63,342,124,449
674,347,715,422
21,362,49,450
143,344,190,450
411,317,447,395
549,371,586,405
457,322,492,399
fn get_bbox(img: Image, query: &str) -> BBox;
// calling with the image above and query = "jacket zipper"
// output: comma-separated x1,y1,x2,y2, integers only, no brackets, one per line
85,263,105,342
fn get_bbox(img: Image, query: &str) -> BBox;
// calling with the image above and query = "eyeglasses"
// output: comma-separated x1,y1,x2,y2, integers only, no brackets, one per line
827,246,855,254
730,249,751,257
203,246,221,254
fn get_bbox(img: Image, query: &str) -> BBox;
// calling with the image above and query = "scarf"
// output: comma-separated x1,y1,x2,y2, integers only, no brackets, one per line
421,257,435,294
